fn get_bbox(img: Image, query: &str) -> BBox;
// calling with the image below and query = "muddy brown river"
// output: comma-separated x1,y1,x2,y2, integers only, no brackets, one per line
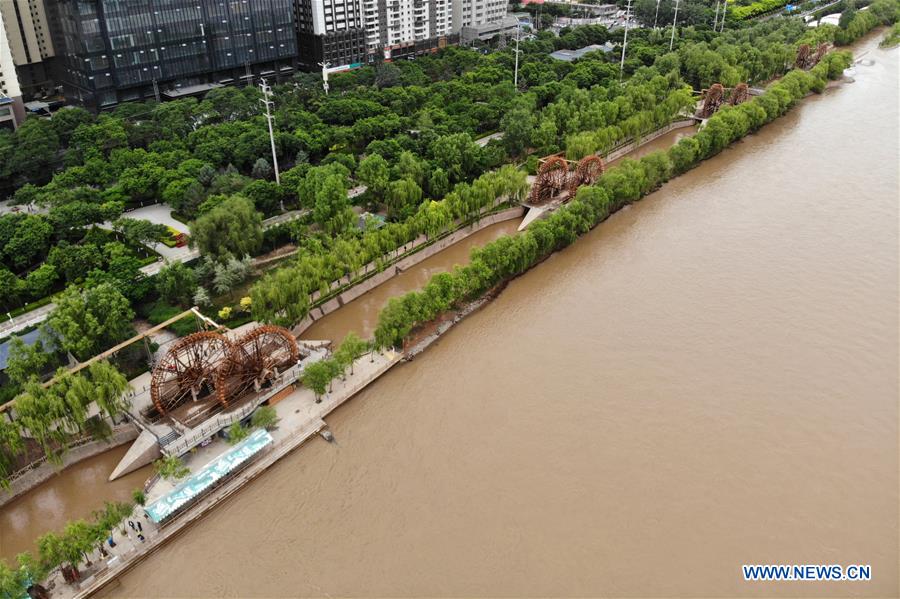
50,35,900,597
0,446,152,563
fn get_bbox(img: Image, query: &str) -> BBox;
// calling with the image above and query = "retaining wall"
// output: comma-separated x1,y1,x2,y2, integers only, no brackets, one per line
293,206,525,337
603,119,699,163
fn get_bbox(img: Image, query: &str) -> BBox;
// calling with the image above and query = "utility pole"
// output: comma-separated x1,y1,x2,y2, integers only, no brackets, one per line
619,0,632,79
713,0,720,30
513,23,521,90
669,0,680,51
259,79,282,209
653,0,662,29
318,61,331,95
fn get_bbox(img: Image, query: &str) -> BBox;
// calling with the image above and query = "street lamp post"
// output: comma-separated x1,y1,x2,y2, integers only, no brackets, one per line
669,0,681,52
513,23,521,90
653,0,662,29
259,79,282,209
318,61,331,95
619,0,633,79
713,0,721,30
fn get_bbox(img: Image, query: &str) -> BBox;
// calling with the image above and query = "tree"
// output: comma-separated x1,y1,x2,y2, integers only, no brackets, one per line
5,336,55,385
357,154,390,201
387,179,423,221
251,157,272,179
132,489,147,506
313,174,354,236
226,421,249,444
335,332,368,376
154,455,190,481
193,286,212,307
190,195,263,261
46,283,135,360
25,263,58,300
10,118,60,182
87,361,131,419
112,218,169,247
250,405,280,430
501,107,536,157
0,268,25,310
302,360,333,402
155,261,198,306
2,215,52,270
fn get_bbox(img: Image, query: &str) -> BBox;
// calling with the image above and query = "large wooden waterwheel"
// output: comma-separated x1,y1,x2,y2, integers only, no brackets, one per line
697,83,725,118
729,82,750,106
216,326,299,407
568,155,605,198
150,332,234,415
529,156,570,205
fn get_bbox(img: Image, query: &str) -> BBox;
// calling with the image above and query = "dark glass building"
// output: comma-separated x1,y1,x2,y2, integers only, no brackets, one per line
50,0,298,109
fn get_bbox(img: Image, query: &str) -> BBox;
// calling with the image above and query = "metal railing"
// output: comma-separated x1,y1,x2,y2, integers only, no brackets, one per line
161,363,305,457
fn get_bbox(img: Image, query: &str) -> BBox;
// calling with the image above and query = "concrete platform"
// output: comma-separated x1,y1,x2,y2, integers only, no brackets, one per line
109,429,161,481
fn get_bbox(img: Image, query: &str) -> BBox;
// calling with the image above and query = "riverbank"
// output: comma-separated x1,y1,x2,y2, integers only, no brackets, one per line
54,349,401,599
0,426,138,510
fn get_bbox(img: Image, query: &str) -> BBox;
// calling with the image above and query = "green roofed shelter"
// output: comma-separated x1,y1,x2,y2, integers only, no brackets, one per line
145,429,274,523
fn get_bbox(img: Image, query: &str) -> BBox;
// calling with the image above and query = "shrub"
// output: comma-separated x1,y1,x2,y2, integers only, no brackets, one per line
251,405,280,430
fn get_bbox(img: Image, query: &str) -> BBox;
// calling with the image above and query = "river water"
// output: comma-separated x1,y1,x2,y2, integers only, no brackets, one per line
302,220,521,342
0,447,152,563
111,34,900,597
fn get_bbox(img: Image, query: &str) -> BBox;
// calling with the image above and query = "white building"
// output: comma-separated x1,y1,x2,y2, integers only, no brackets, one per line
0,8,26,129
0,0,55,98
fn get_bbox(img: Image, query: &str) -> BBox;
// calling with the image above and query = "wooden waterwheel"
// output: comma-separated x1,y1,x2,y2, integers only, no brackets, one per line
568,155,605,198
216,326,299,407
697,83,725,118
729,82,750,106
529,156,570,205
150,332,234,415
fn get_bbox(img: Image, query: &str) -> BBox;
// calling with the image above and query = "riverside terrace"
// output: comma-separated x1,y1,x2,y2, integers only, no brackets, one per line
108,320,330,481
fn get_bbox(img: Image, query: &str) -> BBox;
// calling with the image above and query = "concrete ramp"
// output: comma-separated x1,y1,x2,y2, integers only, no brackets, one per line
109,429,161,481
518,206,548,231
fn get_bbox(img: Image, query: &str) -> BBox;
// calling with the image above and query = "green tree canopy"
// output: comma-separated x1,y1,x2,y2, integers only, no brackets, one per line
190,195,263,261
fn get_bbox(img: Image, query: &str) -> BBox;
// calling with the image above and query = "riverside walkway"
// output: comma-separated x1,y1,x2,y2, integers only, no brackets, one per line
46,348,401,599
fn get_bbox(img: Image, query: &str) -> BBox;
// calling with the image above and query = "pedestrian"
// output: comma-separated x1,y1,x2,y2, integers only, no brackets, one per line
107,535,116,548
137,534,146,543
136,521,143,532
128,520,135,530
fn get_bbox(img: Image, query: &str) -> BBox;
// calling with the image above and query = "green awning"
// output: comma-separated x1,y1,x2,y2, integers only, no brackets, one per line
146,429,273,523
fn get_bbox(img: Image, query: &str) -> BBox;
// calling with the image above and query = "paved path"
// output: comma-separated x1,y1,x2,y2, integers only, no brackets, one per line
55,349,401,599
475,132,505,147
0,302,55,340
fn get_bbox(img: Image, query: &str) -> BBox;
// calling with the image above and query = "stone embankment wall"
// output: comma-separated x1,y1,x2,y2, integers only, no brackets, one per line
603,119,699,163
0,424,139,508
293,206,525,337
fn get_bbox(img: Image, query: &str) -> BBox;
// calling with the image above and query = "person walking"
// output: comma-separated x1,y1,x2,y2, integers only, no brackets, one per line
136,521,143,532
107,535,116,548
128,520,135,531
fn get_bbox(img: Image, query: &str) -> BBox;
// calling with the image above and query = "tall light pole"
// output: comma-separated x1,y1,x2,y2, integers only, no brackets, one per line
513,23,521,90
713,0,720,30
318,61,331,95
619,0,632,79
669,0,680,51
259,79,282,209
653,0,662,29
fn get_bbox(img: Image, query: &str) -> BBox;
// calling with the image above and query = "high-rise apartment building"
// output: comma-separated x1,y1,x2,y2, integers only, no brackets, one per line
294,0,367,70
453,0,507,30
49,0,298,109
0,10,26,128
295,0,500,71
0,0,56,97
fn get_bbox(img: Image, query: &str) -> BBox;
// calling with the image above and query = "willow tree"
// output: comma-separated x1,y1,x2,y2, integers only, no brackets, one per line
87,360,131,419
